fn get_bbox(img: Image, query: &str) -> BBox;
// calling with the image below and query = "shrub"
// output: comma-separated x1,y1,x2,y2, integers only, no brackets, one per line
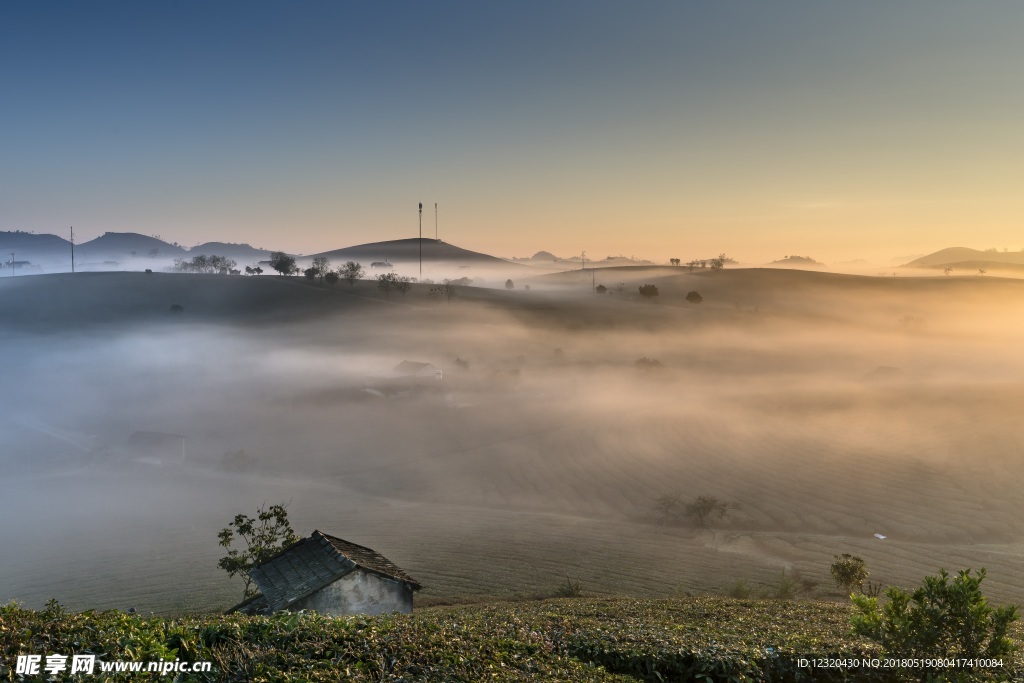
851,568,1019,660
554,575,583,598
685,290,702,304
726,579,753,599
831,554,869,594
595,284,607,294
638,284,659,299
772,569,802,600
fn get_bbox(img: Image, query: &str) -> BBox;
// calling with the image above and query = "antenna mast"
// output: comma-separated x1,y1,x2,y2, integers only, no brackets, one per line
70,226,75,273
418,202,423,280
435,202,438,241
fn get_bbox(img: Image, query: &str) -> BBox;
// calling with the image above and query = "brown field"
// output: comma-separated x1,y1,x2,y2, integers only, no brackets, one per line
2,268,1024,613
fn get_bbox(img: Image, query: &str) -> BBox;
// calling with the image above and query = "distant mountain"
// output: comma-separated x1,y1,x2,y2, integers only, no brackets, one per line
189,242,271,264
0,231,72,261
768,255,824,267
904,247,1024,269
77,232,188,260
310,238,514,265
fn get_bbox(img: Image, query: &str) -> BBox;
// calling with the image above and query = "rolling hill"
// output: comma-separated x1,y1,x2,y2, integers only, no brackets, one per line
904,247,1024,272
310,237,516,266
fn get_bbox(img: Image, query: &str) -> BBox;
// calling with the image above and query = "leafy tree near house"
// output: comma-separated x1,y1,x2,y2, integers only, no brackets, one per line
218,503,299,600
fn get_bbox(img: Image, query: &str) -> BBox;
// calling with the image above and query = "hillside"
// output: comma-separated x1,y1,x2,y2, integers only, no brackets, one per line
5,269,1024,624
188,242,271,264
6,597,1018,681
0,230,71,257
904,247,1024,272
76,232,189,260
312,238,515,266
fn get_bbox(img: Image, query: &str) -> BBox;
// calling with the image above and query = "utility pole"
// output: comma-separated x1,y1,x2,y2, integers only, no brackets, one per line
434,202,438,241
70,226,75,273
418,202,423,280
9,252,14,276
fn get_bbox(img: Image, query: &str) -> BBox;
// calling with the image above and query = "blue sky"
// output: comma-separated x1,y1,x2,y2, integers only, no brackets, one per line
3,1,1023,262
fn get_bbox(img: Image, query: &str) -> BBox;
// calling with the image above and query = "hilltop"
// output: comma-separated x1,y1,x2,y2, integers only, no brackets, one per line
904,246,1024,274
311,238,514,266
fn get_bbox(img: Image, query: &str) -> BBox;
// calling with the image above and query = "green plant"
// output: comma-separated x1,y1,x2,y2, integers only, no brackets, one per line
554,575,583,598
218,503,299,600
831,553,869,594
851,568,1019,661
772,569,801,600
726,579,752,599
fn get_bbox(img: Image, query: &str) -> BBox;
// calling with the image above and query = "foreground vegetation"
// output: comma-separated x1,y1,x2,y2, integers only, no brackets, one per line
3,597,1021,682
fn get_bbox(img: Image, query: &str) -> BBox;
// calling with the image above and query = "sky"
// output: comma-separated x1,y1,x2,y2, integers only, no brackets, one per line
2,1,1023,264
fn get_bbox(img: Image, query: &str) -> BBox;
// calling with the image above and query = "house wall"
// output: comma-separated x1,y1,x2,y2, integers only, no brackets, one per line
292,569,413,616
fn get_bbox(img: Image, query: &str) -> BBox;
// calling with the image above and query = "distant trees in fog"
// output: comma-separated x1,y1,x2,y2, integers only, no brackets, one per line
685,290,703,304
638,284,659,299
310,256,332,284
174,254,237,274
653,494,736,528
505,279,514,289
428,281,457,302
244,265,264,275
375,272,412,297
270,252,298,276
338,261,364,287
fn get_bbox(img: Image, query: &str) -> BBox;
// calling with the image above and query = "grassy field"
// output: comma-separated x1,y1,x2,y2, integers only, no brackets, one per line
2,269,1024,615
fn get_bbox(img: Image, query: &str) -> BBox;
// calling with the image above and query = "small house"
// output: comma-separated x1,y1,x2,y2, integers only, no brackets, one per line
228,530,422,616
393,360,443,380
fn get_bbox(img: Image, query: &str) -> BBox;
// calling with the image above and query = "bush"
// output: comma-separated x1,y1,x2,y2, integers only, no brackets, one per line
554,575,583,598
595,284,607,293
685,290,702,304
851,568,1019,661
726,579,753,599
772,569,802,600
638,284,659,299
831,554,869,594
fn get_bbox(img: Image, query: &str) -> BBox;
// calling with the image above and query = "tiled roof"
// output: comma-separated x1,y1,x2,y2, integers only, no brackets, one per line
246,530,422,612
